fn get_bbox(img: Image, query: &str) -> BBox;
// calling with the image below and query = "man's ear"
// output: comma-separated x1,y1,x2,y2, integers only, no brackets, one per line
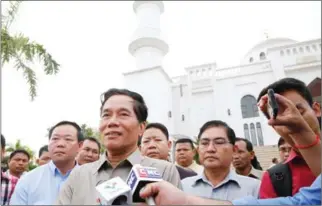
249,151,255,160
168,140,172,150
313,102,321,117
36,159,40,165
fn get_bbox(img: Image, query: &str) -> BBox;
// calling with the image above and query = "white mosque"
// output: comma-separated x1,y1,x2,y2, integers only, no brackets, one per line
123,1,321,147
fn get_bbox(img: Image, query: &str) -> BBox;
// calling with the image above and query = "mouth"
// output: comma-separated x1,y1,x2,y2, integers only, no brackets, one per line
105,131,122,138
54,151,66,155
147,151,159,157
204,156,218,161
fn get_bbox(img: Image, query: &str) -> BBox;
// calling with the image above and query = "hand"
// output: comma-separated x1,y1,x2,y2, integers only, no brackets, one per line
139,181,188,205
258,93,314,139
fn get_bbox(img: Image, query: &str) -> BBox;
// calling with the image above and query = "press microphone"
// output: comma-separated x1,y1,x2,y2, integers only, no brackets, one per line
96,176,132,205
126,164,162,205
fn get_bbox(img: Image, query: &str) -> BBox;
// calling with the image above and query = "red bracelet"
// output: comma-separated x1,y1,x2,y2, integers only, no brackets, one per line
294,134,320,149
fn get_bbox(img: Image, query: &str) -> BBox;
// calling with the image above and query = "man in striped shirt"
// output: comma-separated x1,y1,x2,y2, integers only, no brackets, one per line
1,135,18,205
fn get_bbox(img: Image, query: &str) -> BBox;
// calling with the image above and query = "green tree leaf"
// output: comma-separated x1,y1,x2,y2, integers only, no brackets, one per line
1,1,60,100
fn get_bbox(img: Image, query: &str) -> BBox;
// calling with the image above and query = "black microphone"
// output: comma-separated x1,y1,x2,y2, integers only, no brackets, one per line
126,164,162,205
96,176,132,205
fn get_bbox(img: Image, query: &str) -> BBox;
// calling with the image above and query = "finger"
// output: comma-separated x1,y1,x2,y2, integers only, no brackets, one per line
267,117,291,126
274,93,294,108
139,182,159,199
257,95,268,108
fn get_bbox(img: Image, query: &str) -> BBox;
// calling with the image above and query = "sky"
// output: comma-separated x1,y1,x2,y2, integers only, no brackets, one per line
2,1,321,153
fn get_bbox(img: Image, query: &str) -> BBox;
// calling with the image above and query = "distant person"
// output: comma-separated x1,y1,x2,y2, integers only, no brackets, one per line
277,137,292,162
233,138,263,180
10,121,83,205
76,137,100,165
182,120,260,201
268,158,279,169
175,138,203,174
1,135,18,205
6,149,30,178
36,145,51,166
140,122,197,180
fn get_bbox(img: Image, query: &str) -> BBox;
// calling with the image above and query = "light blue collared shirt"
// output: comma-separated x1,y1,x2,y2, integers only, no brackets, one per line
232,174,321,205
10,161,78,205
181,170,260,201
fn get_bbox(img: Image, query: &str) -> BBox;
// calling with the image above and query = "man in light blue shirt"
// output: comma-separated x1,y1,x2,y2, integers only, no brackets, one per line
182,120,260,201
10,121,84,205
182,169,260,201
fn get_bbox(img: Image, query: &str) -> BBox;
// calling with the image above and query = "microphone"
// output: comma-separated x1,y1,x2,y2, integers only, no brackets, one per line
96,176,132,205
126,164,162,204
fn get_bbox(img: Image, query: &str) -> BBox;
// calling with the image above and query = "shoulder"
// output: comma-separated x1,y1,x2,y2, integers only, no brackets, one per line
234,173,261,187
181,174,200,186
20,164,47,180
176,165,197,178
141,156,176,170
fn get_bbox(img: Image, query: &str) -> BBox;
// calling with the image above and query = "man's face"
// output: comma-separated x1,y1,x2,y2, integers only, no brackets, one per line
198,126,233,169
8,153,29,175
140,128,170,160
48,124,81,164
77,139,100,165
99,95,145,153
280,90,321,146
175,142,195,167
37,151,51,166
279,142,292,162
232,140,254,170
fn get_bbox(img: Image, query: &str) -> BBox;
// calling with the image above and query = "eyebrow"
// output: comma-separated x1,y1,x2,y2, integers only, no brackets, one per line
102,108,132,114
200,137,226,140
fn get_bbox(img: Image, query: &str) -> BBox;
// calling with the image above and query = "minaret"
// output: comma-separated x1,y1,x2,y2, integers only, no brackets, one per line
129,1,169,70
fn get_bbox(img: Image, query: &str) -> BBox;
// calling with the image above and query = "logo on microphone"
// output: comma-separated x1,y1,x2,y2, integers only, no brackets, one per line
137,168,161,178
127,170,137,189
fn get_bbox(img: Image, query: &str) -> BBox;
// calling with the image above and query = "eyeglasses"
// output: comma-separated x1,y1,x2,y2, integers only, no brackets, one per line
199,138,231,148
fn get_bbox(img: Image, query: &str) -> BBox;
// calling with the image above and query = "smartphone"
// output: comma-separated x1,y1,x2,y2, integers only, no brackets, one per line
267,89,279,119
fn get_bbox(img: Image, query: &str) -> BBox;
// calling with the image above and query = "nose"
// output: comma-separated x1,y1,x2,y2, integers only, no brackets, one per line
147,141,157,149
107,114,120,128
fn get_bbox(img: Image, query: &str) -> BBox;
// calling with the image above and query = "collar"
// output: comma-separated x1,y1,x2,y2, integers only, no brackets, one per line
48,160,79,176
192,170,240,188
248,167,262,179
284,150,304,164
94,148,142,173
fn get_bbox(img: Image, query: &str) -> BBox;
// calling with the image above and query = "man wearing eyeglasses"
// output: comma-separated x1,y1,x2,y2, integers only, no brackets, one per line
181,120,260,202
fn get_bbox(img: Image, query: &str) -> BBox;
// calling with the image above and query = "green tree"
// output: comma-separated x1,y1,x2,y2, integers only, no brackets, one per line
1,1,60,100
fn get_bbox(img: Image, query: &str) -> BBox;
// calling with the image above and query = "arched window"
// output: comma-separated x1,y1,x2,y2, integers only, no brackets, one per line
243,124,250,142
249,57,253,63
259,52,266,60
250,123,257,146
241,95,259,118
181,114,185,121
256,122,264,146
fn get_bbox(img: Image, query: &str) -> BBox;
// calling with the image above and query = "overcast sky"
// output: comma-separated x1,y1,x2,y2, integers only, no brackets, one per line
2,1,321,153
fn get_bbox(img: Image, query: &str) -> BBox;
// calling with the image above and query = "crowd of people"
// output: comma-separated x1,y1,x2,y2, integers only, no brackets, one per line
1,77,321,205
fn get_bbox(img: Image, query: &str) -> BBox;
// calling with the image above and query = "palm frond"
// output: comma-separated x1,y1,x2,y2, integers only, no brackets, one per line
3,1,22,29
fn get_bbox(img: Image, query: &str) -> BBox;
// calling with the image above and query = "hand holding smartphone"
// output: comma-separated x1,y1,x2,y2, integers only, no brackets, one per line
267,89,279,119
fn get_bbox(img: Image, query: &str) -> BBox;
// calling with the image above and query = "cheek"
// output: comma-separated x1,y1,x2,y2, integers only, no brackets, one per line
99,119,107,132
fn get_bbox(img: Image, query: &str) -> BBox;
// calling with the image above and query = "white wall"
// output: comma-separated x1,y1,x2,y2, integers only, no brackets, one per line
124,67,172,131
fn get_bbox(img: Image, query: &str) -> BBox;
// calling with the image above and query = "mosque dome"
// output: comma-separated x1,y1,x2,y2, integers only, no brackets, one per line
242,37,298,64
